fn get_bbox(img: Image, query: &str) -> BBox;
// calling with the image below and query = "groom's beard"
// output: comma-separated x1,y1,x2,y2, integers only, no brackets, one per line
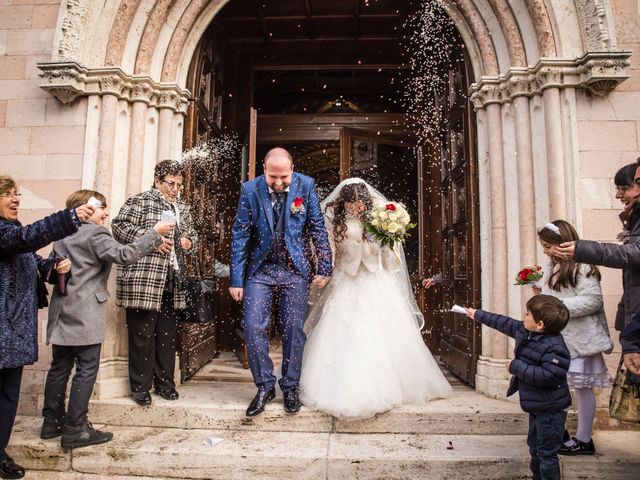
269,182,290,192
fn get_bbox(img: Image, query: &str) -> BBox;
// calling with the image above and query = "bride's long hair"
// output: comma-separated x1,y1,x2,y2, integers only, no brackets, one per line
326,182,372,244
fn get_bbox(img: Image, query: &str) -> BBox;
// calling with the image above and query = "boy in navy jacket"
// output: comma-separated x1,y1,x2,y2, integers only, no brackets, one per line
465,294,571,480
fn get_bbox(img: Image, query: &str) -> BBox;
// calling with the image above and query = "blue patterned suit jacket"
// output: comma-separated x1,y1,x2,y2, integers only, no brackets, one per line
229,172,332,287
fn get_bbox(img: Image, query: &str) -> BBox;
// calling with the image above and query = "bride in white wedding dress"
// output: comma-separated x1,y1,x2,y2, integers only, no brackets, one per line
299,179,452,420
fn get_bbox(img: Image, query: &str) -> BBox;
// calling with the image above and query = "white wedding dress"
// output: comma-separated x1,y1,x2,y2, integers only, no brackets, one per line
300,213,452,420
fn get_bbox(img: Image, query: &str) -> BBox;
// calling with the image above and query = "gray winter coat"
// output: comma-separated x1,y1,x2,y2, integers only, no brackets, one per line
540,261,613,358
47,222,161,346
574,208,640,332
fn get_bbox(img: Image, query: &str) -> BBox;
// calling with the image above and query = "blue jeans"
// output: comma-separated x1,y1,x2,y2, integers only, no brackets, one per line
527,410,567,480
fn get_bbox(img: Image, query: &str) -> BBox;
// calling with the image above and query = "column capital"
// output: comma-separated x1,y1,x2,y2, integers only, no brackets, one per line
38,62,191,114
469,51,631,109
38,61,88,104
469,79,503,110
576,50,631,97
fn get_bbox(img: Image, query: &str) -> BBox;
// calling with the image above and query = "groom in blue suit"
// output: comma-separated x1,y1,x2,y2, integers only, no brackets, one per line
229,147,332,416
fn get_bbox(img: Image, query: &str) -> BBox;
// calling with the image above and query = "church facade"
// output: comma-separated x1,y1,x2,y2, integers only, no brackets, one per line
0,0,638,413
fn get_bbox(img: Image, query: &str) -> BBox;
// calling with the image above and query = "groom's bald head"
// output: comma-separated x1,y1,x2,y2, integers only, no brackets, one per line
264,147,293,167
264,147,293,192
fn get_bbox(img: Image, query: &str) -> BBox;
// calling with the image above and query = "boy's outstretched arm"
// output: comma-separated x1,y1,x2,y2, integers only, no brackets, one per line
465,308,521,339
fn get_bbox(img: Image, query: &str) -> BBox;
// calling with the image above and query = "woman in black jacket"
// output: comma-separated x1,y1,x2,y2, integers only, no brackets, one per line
0,175,93,479
557,160,640,331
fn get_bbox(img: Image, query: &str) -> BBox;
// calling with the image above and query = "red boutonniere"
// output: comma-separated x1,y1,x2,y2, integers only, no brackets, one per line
290,196,305,214
385,203,397,211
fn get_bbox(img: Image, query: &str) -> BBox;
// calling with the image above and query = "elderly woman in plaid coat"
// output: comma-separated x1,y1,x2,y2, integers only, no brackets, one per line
112,160,197,406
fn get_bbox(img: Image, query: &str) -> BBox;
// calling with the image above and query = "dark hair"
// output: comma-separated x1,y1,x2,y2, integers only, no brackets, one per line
327,182,373,244
614,163,638,187
537,219,601,291
65,189,107,210
526,294,570,333
154,160,184,185
0,175,17,196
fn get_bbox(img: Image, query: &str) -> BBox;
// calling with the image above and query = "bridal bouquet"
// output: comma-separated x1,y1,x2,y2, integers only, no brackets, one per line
514,264,543,285
364,202,416,250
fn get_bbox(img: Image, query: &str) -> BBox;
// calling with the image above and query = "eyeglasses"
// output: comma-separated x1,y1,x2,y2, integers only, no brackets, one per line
161,180,184,191
0,191,21,199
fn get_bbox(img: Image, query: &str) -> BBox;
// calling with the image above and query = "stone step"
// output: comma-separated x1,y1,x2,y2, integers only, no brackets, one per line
8,417,640,480
87,380,532,435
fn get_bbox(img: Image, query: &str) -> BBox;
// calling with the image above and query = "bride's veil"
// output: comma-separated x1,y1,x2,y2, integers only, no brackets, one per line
306,177,425,332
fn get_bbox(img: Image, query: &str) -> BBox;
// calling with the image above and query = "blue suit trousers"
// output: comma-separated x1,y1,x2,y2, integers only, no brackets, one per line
242,263,309,392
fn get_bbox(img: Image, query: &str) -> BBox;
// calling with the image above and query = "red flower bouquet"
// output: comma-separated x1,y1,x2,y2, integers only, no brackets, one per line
514,264,543,285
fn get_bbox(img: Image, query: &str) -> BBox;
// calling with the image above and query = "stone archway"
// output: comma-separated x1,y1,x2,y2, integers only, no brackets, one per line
38,0,631,399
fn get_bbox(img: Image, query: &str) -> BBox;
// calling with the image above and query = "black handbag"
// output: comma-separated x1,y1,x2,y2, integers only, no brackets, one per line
181,256,216,324
45,255,69,296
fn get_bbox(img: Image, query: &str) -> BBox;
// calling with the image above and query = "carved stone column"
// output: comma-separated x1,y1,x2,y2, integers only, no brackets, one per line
127,83,153,197
157,91,183,162
95,75,124,196
538,68,567,220
509,76,538,286
485,102,509,359
474,95,512,399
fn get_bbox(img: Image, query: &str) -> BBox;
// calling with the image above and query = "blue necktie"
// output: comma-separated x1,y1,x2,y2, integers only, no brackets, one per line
273,192,285,225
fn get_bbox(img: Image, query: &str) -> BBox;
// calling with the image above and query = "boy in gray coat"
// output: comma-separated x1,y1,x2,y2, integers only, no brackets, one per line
40,190,173,449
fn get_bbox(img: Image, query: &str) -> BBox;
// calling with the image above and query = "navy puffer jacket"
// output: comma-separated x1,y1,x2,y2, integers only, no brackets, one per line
0,211,78,369
475,310,572,414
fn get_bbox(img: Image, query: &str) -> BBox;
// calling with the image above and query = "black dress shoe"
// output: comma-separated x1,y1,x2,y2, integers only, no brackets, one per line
0,456,25,479
40,417,63,439
132,391,152,406
558,437,596,456
154,388,179,401
246,387,276,417
283,387,301,413
61,420,113,449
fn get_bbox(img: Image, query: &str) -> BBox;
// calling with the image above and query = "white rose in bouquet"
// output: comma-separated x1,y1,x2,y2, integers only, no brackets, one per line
363,202,416,252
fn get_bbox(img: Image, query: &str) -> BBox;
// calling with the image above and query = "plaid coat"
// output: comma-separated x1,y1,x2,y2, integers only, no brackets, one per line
112,188,197,311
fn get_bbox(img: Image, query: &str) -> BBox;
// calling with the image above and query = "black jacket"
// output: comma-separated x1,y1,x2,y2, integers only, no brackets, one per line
621,312,640,354
474,310,572,414
575,203,640,331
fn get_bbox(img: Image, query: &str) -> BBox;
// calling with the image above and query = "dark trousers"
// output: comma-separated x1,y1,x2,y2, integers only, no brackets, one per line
0,366,23,460
527,410,567,480
42,344,101,427
126,292,179,393
242,263,309,393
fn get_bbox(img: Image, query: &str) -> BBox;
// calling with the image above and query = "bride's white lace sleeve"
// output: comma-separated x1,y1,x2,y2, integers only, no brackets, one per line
324,215,336,266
